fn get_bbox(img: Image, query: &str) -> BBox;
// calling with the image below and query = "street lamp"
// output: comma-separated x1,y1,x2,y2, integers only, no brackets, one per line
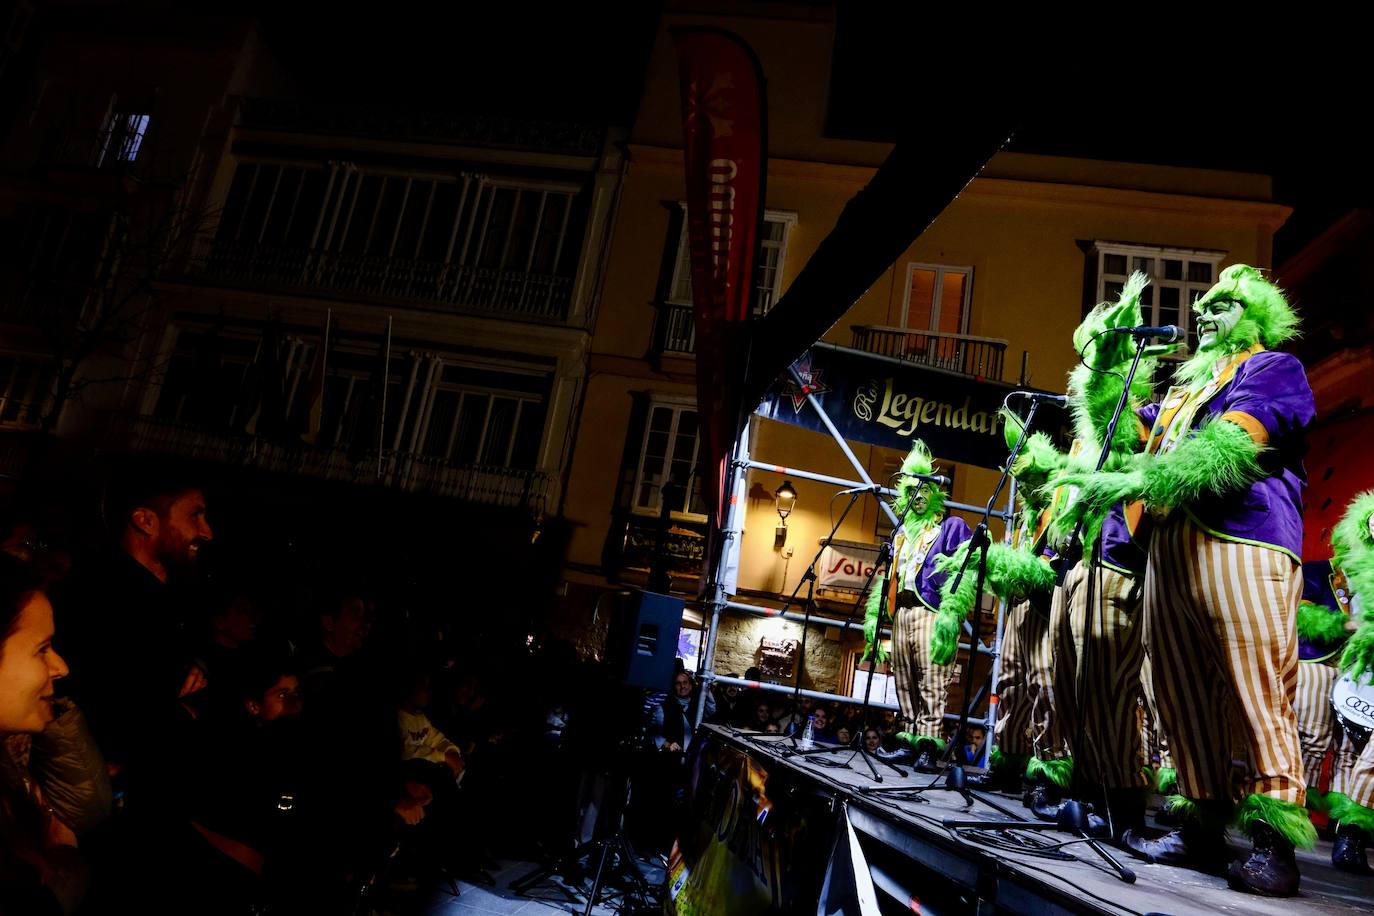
774,480,797,548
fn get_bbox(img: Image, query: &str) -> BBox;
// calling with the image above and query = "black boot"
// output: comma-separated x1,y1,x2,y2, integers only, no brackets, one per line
912,748,939,773
1121,814,1230,873
1154,795,1187,829
874,745,914,764
1028,781,1064,821
1332,823,1373,876
1227,822,1300,897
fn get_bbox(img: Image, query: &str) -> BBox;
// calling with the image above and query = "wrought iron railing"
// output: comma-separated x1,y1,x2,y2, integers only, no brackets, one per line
849,325,1008,381
129,415,550,510
655,302,696,354
193,242,574,322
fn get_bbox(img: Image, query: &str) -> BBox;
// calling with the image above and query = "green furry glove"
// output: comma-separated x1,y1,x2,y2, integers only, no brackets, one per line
985,542,1057,602
1051,467,1145,546
862,578,888,665
1341,624,1374,684
930,607,963,666
1297,600,1350,645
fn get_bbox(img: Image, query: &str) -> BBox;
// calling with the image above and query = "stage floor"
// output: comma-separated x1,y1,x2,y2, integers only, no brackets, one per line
705,724,1374,916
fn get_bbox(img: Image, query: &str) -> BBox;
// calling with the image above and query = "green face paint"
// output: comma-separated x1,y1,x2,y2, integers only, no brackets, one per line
1194,297,1245,349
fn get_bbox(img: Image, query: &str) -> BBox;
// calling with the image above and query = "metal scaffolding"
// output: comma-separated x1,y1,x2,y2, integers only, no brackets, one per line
694,367,1016,750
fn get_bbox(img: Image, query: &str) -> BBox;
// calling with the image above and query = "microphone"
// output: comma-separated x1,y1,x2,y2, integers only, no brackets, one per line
1108,325,1186,343
1009,391,1069,407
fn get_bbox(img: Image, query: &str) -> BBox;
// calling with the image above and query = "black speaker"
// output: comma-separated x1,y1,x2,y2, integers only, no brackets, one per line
604,589,684,690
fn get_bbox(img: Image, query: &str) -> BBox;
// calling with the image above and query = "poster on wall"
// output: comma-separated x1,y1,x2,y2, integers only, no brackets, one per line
758,636,799,680
678,628,704,672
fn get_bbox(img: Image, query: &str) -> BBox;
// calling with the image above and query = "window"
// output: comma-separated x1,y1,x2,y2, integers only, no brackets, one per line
216,163,580,274
153,325,551,469
95,111,150,167
632,401,706,518
417,364,549,469
666,209,795,317
0,353,54,428
1091,243,1226,344
902,263,972,334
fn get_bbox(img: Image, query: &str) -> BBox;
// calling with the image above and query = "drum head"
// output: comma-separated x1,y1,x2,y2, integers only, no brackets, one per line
1332,674,1374,745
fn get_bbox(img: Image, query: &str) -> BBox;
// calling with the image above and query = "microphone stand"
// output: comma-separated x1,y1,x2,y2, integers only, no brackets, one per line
940,343,1153,885
858,396,1042,818
783,489,914,781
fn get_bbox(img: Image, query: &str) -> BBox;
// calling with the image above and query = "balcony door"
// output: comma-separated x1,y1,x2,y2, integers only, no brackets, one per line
901,263,972,371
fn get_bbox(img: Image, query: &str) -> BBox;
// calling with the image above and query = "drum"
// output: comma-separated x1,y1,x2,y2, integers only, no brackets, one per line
1331,674,1374,746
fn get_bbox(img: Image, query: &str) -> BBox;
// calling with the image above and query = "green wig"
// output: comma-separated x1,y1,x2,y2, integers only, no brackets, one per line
1334,492,1374,681
1176,264,1301,386
1332,489,1374,592
1067,271,1159,463
895,439,945,528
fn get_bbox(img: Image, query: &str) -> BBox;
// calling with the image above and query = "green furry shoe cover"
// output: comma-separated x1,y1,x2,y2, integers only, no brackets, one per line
1163,795,1234,833
1327,791,1374,835
895,731,945,754
1025,756,1073,790
1235,794,1318,850
1156,766,1178,796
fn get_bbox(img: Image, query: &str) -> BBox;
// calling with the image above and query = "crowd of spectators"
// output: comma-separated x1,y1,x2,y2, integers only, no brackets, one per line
0,471,567,914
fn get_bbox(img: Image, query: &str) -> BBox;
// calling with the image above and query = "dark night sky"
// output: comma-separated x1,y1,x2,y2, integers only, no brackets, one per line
242,3,1361,261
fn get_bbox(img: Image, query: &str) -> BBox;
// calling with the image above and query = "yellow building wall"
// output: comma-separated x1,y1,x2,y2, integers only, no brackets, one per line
561,4,1290,616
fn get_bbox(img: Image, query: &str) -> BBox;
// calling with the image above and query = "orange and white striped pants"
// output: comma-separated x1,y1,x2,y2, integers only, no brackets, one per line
892,604,955,740
1140,649,1175,772
995,598,1055,758
1294,661,1339,788
1047,560,1147,787
1144,514,1305,805
1330,724,1374,811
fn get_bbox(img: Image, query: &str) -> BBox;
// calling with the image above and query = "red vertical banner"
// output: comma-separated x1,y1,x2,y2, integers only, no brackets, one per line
672,27,767,537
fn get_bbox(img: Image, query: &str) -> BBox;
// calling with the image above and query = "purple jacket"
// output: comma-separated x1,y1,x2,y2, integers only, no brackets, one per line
1098,503,1148,577
1138,350,1314,562
899,515,973,612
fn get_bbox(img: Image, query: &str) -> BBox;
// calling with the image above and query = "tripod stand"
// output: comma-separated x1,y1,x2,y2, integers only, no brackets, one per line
510,757,657,914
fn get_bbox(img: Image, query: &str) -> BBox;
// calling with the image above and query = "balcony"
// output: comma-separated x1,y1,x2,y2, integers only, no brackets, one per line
129,415,550,510
849,326,1008,381
654,302,696,354
193,243,573,323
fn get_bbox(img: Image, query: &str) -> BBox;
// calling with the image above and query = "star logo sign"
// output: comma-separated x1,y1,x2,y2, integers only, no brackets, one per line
783,354,830,413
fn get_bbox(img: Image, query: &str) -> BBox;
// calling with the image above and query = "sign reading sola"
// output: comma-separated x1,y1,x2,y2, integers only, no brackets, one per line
758,343,1060,470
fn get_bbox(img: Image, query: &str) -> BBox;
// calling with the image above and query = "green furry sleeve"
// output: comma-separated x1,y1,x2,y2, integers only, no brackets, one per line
1061,417,1265,523
930,550,977,666
1068,361,1155,467
1138,417,1265,509
1342,624,1374,683
986,543,1057,601
1297,601,1349,645
862,576,888,665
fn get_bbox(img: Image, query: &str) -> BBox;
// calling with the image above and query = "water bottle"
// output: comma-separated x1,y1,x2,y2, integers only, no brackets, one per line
799,715,816,750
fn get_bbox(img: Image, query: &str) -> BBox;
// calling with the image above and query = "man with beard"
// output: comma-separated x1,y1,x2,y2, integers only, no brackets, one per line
55,469,215,908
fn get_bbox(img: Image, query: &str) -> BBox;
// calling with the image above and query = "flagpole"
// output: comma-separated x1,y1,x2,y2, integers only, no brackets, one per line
378,314,392,479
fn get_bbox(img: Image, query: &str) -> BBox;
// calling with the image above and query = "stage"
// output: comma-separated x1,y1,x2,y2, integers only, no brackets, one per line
668,725,1374,916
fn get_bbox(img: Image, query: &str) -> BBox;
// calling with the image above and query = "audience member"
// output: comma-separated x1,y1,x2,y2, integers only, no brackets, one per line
0,553,82,915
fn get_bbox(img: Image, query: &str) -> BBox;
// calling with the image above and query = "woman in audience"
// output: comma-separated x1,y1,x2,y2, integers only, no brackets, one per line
0,553,80,914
